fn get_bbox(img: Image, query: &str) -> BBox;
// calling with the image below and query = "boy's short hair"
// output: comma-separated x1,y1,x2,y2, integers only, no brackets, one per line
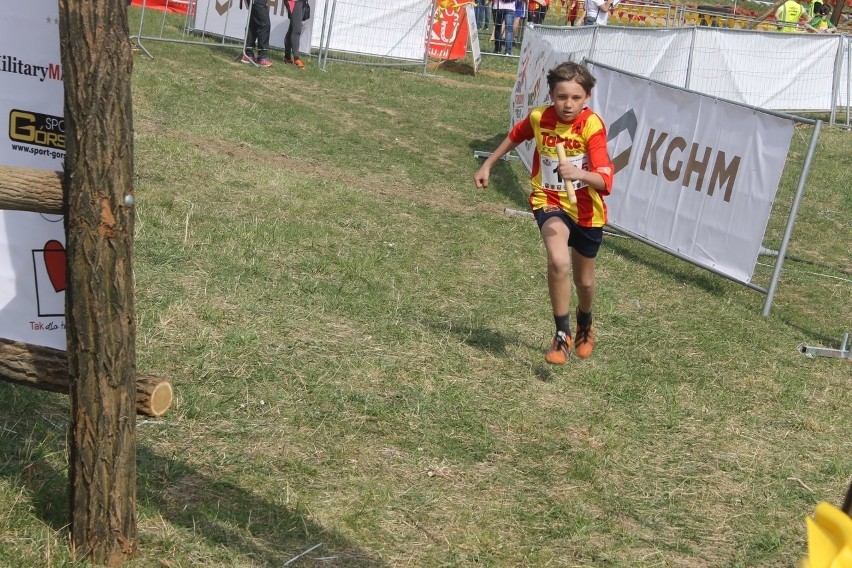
547,62,596,95
821,4,831,15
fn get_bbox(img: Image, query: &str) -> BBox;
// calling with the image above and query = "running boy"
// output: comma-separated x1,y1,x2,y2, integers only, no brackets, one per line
474,61,614,364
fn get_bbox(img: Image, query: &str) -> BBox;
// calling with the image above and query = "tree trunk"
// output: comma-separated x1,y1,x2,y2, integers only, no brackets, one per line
0,338,173,418
57,1,138,565
830,0,844,26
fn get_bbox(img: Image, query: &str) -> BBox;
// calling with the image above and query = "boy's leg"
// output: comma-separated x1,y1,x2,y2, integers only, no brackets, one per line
541,217,572,317
244,15,256,59
571,248,597,359
571,248,596,313
539,215,573,364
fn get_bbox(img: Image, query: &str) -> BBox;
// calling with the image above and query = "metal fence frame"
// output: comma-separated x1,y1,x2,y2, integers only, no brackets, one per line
315,0,434,73
532,23,851,126
130,0,250,61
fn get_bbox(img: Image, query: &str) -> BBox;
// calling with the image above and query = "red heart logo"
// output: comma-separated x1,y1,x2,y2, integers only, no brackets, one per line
43,240,67,293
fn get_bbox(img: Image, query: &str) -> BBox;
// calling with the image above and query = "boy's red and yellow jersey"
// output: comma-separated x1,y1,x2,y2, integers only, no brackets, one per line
509,105,614,228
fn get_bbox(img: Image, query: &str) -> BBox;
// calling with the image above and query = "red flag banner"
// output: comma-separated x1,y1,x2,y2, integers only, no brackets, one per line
429,0,472,61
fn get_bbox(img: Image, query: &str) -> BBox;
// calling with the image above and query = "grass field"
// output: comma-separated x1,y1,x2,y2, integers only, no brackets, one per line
1,16,851,568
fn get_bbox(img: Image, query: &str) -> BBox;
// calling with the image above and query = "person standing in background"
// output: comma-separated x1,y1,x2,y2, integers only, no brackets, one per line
493,0,515,55
775,0,805,31
284,0,307,68
528,0,550,23
806,3,837,31
242,0,273,67
584,0,614,25
566,0,581,25
512,0,527,53
475,0,491,30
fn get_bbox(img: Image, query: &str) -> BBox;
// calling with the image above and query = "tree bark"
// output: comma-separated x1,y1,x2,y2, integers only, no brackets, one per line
57,1,138,565
0,338,173,418
830,0,844,27
0,166,63,214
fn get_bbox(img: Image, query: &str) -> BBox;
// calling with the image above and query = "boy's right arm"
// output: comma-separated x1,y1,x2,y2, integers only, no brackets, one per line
474,136,520,189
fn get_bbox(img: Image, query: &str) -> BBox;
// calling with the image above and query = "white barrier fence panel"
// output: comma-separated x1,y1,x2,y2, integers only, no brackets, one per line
593,65,794,284
530,24,850,114
688,29,841,111
191,0,316,55
312,0,432,67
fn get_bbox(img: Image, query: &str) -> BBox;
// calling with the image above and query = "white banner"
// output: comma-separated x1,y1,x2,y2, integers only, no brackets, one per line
530,25,848,113
192,0,315,55
311,0,432,61
595,66,794,283
0,0,67,349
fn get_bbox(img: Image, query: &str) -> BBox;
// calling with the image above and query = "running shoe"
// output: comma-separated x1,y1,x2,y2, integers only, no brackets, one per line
545,331,572,365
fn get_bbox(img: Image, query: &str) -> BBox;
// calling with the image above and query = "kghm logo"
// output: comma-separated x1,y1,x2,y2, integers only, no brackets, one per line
640,128,740,202
9,109,65,150
0,54,62,82
607,109,637,175
605,108,741,202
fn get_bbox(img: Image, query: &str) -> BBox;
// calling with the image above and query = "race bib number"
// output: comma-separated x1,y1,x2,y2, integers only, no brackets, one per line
540,153,590,192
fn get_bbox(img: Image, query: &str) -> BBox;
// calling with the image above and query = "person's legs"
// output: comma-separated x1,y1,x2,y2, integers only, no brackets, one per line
540,216,573,364
244,0,259,58
492,8,505,53
512,13,521,45
570,241,599,359
255,0,271,62
571,249,595,314
287,1,305,63
541,217,572,317
503,10,515,54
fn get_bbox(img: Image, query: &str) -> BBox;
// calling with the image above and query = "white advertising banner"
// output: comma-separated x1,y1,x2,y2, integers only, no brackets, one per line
192,0,315,55
591,65,794,284
0,1,67,349
311,0,432,61
529,25,848,113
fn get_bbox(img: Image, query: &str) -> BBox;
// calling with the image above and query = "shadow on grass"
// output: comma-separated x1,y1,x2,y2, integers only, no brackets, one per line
417,316,558,382
0,384,382,567
603,232,733,298
0,388,69,531
604,232,846,346
775,316,850,350
136,445,382,567
468,134,530,211
418,315,526,356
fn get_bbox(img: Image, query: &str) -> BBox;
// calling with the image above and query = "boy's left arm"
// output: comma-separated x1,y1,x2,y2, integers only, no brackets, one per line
586,127,614,195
